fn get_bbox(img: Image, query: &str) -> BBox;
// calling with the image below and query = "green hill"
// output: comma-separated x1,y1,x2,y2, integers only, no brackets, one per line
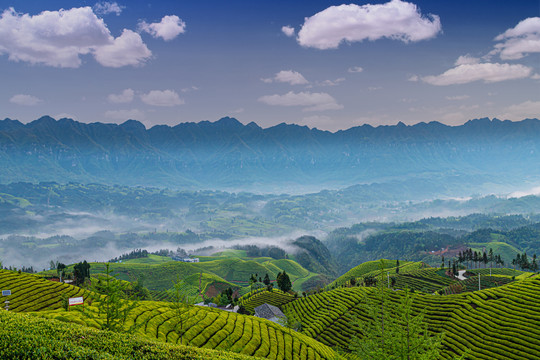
284,273,540,359
0,269,342,360
0,269,95,311
330,259,421,287
0,310,254,360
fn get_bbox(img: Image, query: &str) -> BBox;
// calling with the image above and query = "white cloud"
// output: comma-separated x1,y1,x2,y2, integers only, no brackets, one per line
9,94,42,106
532,73,540,80
108,89,134,103
318,78,345,87
258,91,343,112
94,29,151,67
499,100,540,120
282,25,295,37
368,86,382,91
93,2,124,16
139,15,186,41
445,95,470,101
262,70,309,85
104,108,145,120
348,66,364,73
455,55,480,66
422,62,533,86
408,75,419,82
297,0,441,49
140,90,184,106
0,7,151,68
493,17,540,60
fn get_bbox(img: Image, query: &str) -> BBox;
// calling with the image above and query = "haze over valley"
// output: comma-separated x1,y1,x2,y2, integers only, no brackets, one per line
1,1,539,360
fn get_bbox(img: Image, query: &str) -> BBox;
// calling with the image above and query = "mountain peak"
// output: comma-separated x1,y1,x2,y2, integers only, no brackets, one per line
120,119,146,131
215,117,243,128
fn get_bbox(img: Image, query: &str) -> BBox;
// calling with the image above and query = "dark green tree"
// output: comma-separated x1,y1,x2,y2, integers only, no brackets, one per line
277,271,292,292
396,259,400,274
73,260,90,286
263,273,270,286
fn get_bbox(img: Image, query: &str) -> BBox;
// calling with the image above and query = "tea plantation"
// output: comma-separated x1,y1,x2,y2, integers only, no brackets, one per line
284,274,540,359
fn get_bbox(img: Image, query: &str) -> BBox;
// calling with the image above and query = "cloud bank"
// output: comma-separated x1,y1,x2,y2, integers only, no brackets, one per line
258,91,343,111
297,0,441,49
9,94,43,106
0,7,151,68
140,90,184,106
493,17,540,60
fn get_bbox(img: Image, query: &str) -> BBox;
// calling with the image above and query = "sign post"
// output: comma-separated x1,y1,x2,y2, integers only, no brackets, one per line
68,296,84,311
2,290,11,311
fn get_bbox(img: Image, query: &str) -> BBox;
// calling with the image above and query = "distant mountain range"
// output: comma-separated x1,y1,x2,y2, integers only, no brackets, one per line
1,115,540,195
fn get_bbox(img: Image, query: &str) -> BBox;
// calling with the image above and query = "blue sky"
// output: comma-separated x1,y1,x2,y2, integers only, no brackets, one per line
0,0,538,131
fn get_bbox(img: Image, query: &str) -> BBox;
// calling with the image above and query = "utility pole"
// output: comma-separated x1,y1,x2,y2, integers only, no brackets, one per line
387,272,390,288
478,273,481,291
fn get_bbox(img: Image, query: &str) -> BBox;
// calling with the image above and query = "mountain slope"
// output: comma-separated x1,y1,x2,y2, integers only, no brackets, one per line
2,116,540,193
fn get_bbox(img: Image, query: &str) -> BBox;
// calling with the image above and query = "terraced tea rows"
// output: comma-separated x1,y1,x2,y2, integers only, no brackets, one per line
0,310,255,360
390,268,454,293
41,300,341,360
331,260,424,287
239,289,295,314
284,274,540,359
1,269,341,359
0,269,95,311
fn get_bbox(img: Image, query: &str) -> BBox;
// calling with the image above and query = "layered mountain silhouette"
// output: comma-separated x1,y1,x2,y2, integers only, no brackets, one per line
1,116,540,194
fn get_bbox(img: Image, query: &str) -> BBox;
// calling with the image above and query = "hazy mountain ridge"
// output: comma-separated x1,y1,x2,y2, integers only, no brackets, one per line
2,116,540,192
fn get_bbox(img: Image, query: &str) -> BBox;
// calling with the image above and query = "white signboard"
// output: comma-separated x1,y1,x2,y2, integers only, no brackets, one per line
68,296,84,306
2,290,11,296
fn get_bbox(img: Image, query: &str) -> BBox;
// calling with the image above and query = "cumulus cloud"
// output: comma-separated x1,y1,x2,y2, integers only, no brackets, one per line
9,94,43,106
499,100,540,121
108,88,134,103
258,91,343,111
408,75,419,82
493,17,540,60
93,2,124,16
262,70,309,85
297,0,441,49
282,25,295,37
104,108,144,120
348,66,364,73
94,29,151,67
139,15,186,41
0,7,151,68
422,62,532,86
140,89,184,106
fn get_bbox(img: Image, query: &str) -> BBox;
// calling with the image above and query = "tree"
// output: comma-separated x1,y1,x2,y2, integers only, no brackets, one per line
396,259,400,274
73,260,90,286
168,277,198,345
277,271,292,292
351,260,444,360
263,273,271,286
92,263,135,332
